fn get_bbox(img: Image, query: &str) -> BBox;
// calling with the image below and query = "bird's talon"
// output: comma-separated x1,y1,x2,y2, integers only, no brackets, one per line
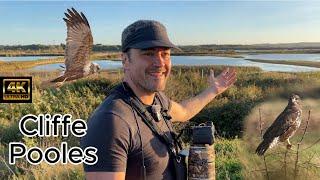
55,82,64,88
286,144,292,149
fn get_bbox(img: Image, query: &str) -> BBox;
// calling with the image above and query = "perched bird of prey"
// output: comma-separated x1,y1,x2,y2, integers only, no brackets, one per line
256,94,302,156
50,8,100,86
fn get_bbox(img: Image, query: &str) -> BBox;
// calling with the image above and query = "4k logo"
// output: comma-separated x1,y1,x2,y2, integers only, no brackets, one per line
7,82,27,93
0,77,32,103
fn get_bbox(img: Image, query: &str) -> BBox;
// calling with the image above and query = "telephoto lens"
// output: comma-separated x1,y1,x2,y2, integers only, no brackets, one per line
188,122,215,180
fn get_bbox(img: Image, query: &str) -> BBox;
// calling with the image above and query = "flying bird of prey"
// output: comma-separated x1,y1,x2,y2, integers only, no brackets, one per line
256,94,302,156
50,8,100,87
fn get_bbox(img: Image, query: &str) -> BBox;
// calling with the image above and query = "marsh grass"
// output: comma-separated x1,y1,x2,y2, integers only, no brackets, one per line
0,65,319,179
214,137,320,180
243,97,320,180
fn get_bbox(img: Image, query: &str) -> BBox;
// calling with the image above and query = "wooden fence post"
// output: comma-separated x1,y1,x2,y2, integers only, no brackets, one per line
201,69,204,79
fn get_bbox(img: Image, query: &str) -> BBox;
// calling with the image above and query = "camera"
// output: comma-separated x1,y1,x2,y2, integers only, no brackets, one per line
192,121,215,145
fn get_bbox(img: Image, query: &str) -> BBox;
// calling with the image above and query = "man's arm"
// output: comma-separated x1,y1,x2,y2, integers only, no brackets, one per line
86,172,125,180
169,68,236,122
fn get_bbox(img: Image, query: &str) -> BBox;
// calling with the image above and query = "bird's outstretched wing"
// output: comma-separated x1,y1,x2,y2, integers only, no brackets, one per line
263,107,295,139
63,8,93,73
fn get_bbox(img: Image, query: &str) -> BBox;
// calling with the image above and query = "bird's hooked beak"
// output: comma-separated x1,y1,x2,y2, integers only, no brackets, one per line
290,94,301,105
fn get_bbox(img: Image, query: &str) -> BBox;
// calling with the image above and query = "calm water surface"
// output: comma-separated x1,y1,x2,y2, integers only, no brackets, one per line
30,56,320,72
244,53,320,61
0,56,62,61
32,60,122,71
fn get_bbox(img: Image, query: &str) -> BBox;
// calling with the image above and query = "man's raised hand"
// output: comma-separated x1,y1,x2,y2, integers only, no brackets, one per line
208,67,237,95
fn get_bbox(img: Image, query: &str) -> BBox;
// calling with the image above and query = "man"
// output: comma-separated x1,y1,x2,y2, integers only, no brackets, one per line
81,20,237,180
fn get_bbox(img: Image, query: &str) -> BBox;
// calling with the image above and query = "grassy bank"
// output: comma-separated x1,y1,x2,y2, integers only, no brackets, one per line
0,52,120,61
0,50,63,57
0,53,64,57
240,49,320,54
172,52,243,58
0,58,65,72
0,53,121,72
246,59,320,68
0,66,319,179
89,52,121,60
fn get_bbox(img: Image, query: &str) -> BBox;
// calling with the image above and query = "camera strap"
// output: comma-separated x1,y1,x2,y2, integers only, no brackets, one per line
117,82,180,156
115,82,187,180
156,92,184,152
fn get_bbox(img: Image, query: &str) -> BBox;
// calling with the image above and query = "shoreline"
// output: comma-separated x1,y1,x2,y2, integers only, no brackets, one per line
0,52,243,59
2,54,320,72
246,59,320,68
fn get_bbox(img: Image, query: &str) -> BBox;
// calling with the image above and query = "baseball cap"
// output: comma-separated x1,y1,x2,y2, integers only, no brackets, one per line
121,20,180,52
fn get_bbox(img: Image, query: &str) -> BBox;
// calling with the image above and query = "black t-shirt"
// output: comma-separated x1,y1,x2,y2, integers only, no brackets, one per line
81,84,175,180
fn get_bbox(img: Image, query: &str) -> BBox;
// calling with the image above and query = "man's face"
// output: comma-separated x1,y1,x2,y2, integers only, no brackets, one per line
123,47,171,93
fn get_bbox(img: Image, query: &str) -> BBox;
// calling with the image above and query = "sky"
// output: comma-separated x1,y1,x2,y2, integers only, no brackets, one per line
1,1,320,45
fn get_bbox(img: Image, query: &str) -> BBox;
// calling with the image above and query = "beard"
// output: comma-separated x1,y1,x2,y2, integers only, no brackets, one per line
140,75,167,92
131,68,169,93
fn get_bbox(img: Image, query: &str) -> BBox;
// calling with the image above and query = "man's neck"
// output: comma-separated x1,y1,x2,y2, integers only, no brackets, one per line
124,80,155,105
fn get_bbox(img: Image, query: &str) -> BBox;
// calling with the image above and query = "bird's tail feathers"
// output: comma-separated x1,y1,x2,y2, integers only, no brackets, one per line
50,75,66,83
256,138,274,156
40,80,59,89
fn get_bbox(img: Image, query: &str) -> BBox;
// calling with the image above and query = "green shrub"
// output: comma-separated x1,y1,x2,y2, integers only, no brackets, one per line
215,139,244,180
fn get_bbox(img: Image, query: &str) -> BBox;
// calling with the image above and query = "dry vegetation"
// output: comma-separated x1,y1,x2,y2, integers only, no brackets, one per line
0,65,319,179
243,98,320,180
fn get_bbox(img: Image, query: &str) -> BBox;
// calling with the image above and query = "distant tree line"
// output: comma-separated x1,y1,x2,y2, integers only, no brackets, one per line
92,44,121,52
180,43,320,51
0,44,121,52
1,43,320,52
0,44,64,51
